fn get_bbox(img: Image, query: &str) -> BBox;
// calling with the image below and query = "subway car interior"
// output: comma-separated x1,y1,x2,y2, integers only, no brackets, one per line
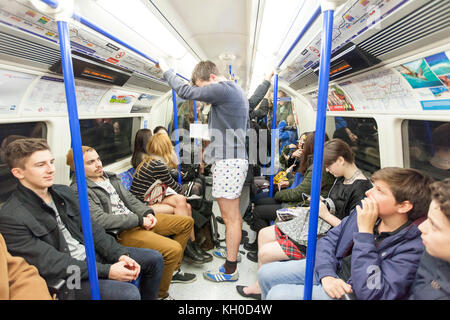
0,0,449,302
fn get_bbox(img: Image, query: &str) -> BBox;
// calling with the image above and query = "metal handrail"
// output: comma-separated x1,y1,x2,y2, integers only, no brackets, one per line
303,7,335,301
56,18,101,300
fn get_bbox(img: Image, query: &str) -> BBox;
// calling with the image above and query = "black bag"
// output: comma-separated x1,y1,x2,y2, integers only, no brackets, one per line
192,199,222,250
180,163,200,183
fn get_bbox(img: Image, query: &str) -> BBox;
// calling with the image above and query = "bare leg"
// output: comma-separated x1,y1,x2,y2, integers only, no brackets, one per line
149,203,175,215
244,225,288,295
216,197,242,262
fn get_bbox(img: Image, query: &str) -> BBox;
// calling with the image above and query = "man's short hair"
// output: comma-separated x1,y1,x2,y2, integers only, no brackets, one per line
191,60,222,84
371,167,434,221
66,146,94,170
5,138,50,169
429,178,450,220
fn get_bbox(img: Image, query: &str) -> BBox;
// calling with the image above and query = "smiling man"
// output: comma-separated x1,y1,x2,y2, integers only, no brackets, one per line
0,138,163,300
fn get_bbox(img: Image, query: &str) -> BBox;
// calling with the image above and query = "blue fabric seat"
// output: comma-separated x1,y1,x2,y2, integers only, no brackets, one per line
118,167,135,190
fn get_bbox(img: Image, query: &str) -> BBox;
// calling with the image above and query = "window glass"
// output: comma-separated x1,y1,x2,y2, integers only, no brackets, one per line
402,120,449,181
0,122,47,204
330,116,380,176
79,117,134,167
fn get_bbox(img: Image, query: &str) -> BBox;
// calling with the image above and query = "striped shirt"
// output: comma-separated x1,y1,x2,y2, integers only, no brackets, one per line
130,159,182,202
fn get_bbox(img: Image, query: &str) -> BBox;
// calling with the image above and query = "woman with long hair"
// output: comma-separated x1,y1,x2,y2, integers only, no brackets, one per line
130,132,210,264
318,138,372,226
131,128,152,169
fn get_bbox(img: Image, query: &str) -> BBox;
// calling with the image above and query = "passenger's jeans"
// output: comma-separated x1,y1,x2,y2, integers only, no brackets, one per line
75,246,163,300
258,259,332,300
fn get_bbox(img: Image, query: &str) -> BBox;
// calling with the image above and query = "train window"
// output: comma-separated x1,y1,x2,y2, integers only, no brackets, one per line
329,116,380,176
402,120,449,181
0,122,47,204
79,117,134,166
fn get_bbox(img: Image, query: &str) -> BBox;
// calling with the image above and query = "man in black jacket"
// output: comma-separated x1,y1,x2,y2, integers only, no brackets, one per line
0,138,163,300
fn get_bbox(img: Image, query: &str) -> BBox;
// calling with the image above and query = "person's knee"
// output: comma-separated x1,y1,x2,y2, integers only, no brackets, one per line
166,241,183,262
139,248,164,272
119,283,141,300
257,263,272,285
258,245,272,264
266,284,300,300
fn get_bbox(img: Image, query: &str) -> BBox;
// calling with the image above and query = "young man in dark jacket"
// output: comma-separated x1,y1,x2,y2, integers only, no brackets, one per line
67,146,197,300
409,178,450,300
0,138,163,300
258,167,433,300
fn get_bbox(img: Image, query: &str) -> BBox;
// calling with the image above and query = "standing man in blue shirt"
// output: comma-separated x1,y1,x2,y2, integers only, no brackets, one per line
157,60,249,282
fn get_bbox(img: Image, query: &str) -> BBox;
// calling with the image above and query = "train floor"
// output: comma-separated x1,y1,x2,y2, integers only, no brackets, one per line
168,188,259,300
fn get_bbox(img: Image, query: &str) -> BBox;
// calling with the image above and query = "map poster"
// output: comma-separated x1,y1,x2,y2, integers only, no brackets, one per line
339,68,420,111
22,76,108,115
0,69,36,115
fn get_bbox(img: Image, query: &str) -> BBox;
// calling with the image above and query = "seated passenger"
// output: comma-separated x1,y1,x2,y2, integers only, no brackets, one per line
0,138,163,300
237,138,371,299
248,132,334,247
258,167,433,300
66,146,197,300
153,126,170,135
131,128,152,169
129,133,209,264
319,138,373,227
0,233,51,300
409,178,450,300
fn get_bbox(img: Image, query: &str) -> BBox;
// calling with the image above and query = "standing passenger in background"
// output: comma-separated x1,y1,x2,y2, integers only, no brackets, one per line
157,60,249,282
410,178,450,300
248,71,274,122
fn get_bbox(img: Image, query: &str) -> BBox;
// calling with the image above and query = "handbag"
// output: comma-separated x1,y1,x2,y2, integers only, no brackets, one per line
144,179,168,205
276,207,332,246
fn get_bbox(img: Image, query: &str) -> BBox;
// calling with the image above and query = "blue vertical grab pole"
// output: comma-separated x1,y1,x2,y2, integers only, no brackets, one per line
57,20,101,299
269,73,279,197
171,89,182,185
303,7,335,300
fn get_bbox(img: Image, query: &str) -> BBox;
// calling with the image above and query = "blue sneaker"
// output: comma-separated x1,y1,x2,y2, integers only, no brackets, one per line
212,247,242,262
203,265,239,282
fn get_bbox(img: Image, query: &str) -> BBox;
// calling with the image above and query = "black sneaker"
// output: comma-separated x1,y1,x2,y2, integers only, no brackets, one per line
171,268,197,284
